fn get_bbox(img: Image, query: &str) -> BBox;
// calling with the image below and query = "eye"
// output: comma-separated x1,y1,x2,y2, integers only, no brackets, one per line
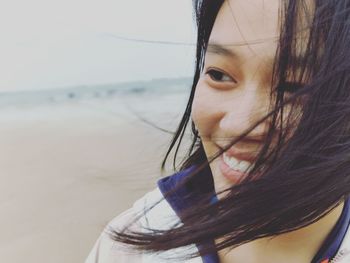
205,68,236,83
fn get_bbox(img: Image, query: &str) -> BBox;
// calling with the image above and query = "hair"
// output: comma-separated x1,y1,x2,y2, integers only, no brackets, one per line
110,0,350,259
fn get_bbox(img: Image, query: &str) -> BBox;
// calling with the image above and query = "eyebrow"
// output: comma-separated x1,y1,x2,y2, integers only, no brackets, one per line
207,43,306,68
207,43,242,61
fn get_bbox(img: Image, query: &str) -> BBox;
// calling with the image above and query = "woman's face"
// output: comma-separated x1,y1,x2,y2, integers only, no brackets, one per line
192,0,283,193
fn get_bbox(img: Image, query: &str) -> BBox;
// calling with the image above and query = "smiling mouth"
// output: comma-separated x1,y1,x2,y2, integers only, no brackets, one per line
222,152,254,173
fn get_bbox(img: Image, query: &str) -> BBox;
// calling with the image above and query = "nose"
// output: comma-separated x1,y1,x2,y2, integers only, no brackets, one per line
218,81,270,143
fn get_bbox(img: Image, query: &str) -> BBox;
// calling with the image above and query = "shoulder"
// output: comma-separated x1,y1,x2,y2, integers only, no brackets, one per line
85,203,141,263
85,188,200,263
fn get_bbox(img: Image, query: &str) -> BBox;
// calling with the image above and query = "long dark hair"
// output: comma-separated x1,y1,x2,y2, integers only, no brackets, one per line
110,0,350,259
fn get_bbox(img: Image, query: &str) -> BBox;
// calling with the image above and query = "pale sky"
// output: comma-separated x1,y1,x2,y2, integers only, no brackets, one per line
0,0,196,91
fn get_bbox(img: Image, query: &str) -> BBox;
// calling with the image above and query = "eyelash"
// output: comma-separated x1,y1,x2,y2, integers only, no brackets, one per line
205,68,302,94
205,68,236,83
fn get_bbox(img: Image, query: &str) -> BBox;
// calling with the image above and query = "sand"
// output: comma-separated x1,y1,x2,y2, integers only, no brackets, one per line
0,93,188,263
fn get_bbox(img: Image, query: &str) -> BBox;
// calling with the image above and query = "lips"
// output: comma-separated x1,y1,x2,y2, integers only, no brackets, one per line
223,153,252,172
217,144,259,163
219,154,248,183
214,143,264,183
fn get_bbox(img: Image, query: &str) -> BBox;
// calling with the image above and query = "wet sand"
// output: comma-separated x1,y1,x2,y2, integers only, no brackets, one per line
0,93,188,263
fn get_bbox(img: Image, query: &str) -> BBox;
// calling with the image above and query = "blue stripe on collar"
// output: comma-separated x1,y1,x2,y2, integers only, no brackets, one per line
157,165,219,262
312,198,350,263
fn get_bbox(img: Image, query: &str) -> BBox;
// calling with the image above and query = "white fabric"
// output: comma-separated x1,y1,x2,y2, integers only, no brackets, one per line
85,188,202,263
86,187,350,263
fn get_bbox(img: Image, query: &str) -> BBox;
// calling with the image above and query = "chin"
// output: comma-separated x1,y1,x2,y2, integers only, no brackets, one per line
209,157,235,197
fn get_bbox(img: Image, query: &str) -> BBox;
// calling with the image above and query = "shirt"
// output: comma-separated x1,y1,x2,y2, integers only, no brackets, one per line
157,165,350,263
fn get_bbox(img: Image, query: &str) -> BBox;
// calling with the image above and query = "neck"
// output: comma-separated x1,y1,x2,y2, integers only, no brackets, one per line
218,201,345,263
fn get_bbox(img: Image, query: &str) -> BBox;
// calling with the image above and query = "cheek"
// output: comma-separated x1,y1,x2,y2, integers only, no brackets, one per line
191,80,220,138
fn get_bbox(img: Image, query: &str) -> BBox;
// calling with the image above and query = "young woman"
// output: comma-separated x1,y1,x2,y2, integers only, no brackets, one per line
86,0,350,262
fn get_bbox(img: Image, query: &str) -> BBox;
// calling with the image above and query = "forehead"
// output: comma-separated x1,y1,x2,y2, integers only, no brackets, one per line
208,0,281,66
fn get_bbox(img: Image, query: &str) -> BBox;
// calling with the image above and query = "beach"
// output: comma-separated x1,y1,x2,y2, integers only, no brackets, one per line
0,82,189,262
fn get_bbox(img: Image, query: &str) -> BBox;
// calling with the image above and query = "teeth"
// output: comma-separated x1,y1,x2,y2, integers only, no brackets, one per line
223,152,239,167
238,160,251,171
223,153,253,173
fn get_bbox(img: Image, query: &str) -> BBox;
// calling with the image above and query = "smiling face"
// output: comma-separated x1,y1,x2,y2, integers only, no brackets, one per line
191,0,284,193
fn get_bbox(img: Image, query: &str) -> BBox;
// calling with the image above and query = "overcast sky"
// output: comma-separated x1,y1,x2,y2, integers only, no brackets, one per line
0,0,196,91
